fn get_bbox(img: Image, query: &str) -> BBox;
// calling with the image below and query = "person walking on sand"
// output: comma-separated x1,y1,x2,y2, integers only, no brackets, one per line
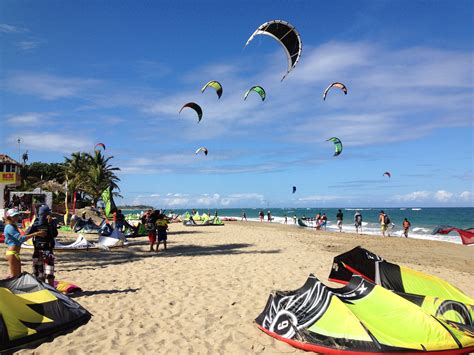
284,215,287,224
241,210,247,221
4,209,45,278
403,218,411,238
259,210,264,222
354,210,362,234
336,209,343,232
267,210,272,222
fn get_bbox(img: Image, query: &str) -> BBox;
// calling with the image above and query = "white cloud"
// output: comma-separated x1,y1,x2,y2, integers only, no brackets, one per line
8,133,92,153
0,24,26,33
130,192,265,208
17,40,41,50
394,191,431,202
392,190,473,205
298,195,341,202
434,190,454,202
6,112,46,125
6,72,101,100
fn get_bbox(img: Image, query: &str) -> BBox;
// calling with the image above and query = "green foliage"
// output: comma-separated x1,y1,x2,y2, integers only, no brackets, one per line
63,150,121,205
16,151,121,207
19,162,65,190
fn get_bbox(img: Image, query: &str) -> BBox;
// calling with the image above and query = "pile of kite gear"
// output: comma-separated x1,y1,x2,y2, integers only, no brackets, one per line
432,225,474,245
182,212,224,226
0,273,91,353
22,229,128,251
256,246,474,354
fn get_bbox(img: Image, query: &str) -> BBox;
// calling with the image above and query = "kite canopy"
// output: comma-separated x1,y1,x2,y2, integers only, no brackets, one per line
245,20,302,81
328,246,474,304
201,80,223,99
244,86,266,101
292,186,296,194
256,274,474,354
383,171,391,178
327,137,343,156
195,147,208,156
0,273,91,353
323,82,348,100
432,226,474,245
179,102,203,123
94,143,106,151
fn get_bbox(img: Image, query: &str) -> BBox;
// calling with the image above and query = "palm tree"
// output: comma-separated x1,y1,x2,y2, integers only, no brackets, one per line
83,150,121,206
64,152,88,192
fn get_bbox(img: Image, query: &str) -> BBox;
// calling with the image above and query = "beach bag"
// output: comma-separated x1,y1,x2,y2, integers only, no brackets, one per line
384,215,391,225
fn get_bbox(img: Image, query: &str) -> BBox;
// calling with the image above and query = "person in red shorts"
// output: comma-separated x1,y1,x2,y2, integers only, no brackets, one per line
144,210,158,251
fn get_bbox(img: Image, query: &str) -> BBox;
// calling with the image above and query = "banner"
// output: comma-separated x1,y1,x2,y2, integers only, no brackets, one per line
0,173,17,184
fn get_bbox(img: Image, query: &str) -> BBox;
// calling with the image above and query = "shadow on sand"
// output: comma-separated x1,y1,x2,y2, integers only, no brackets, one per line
57,242,280,272
69,288,140,298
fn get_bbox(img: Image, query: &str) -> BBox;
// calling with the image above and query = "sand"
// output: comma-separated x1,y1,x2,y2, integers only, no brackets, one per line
2,221,473,354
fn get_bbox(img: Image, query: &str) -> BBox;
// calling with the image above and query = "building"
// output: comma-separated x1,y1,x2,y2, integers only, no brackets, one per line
0,154,21,210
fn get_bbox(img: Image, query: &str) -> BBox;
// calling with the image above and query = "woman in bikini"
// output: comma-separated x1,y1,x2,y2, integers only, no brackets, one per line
3,209,46,278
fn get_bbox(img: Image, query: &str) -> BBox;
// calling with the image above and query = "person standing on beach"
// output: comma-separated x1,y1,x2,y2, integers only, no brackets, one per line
28,205,57,286
259,210,264,222
354,210,362,234
403,218,411,238
145,210,158,251
267,210,272,222
320,213,328,230
379,210,390,237
293,215,297,224
156,213,169,252
336,209,343,232
3,209,44,278
241,211,247,221
284,215,287,224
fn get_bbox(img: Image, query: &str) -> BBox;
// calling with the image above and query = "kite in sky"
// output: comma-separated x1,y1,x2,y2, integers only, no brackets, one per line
245,20,302,81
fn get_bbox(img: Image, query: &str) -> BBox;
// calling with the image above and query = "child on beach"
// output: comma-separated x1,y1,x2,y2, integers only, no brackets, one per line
156,214,169,252
403,218,411,238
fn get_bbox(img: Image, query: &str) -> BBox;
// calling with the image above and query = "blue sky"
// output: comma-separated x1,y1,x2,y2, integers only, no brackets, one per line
1,1,473,208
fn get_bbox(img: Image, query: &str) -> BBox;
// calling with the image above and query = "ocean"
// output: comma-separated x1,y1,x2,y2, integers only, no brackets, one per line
124,207,474,245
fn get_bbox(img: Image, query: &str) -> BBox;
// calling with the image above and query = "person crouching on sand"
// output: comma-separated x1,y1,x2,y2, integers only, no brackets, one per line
403,218,411,238
4,209,45,278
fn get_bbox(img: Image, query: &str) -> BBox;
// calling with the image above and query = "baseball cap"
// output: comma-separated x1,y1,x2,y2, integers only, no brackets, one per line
6,208,21,217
